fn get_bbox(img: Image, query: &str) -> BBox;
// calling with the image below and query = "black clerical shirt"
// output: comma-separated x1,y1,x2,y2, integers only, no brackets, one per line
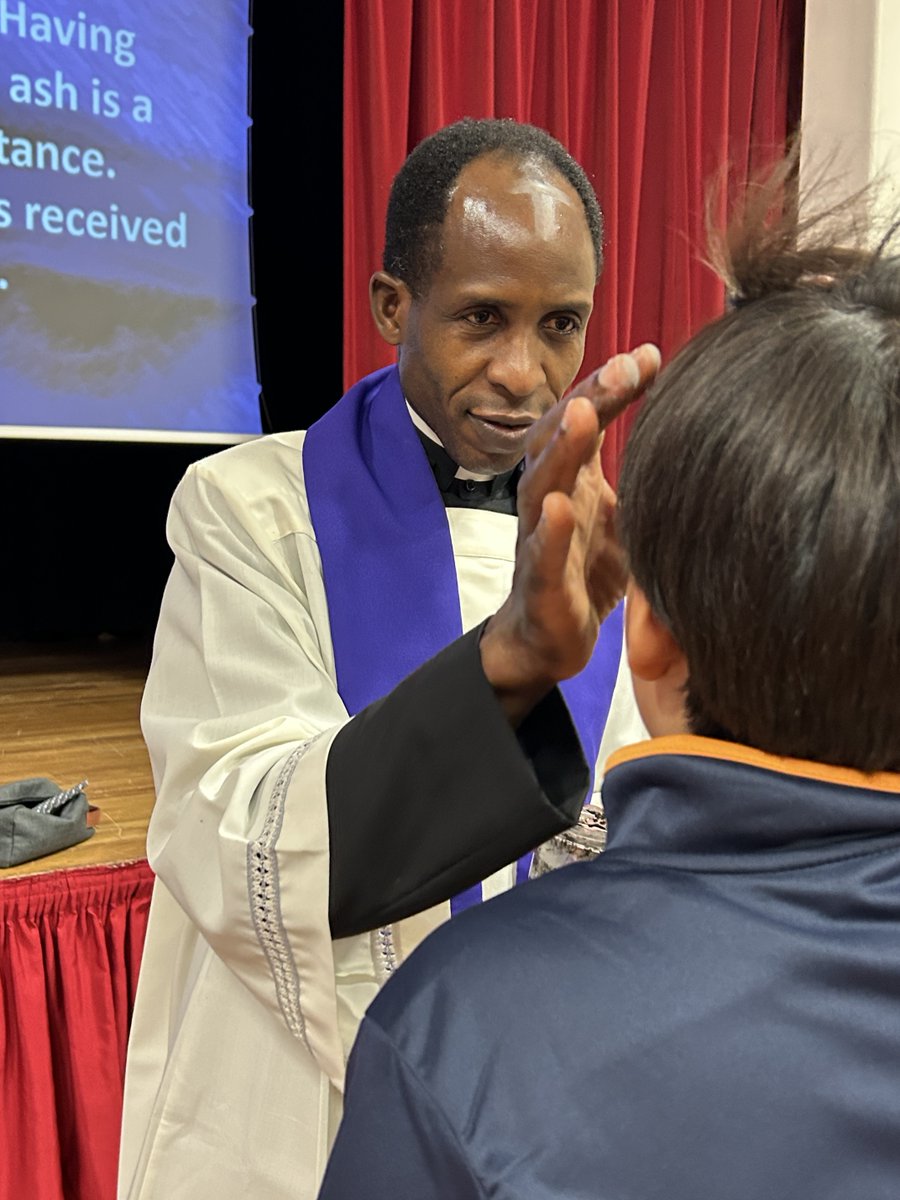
415,427,524,516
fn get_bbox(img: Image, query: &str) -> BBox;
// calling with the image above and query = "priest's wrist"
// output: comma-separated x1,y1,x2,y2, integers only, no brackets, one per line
479,613,557,727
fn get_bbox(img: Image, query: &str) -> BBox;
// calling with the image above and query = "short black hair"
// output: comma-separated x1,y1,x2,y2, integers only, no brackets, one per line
383,117,603,295
618,170,900,773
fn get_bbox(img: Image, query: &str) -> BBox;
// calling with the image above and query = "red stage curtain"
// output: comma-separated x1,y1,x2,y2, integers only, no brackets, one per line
0,861,154,1200
343,0,804,480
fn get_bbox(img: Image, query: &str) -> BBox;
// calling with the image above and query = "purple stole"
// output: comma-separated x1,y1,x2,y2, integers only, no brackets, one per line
303,366,623,913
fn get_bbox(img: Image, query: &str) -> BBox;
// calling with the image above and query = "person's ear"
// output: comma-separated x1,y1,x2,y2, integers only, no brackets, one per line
625,581,686,683
370,272,412,346
625,580,690,737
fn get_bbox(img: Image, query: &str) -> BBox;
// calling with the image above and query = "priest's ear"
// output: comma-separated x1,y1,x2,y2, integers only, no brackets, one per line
625,581,690,738
370,272,412,346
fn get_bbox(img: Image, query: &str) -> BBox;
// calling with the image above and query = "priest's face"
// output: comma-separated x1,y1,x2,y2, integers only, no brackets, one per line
373,153,597,474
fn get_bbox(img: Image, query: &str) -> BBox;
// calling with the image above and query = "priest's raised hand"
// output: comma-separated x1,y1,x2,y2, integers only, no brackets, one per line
481,344,660,726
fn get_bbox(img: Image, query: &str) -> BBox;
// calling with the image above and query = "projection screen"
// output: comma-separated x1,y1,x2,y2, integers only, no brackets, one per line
0,0,260,442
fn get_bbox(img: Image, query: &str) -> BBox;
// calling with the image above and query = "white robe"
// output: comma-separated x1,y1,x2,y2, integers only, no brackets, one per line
118,430,646,1200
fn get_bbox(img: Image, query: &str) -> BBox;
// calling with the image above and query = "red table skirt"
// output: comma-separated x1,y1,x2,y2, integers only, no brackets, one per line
0,860,154,1200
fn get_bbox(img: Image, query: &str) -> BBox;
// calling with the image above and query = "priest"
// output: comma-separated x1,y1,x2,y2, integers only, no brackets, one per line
118,117,656,1200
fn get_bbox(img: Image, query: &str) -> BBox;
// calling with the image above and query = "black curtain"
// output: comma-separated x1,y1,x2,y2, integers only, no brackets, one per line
251,2,343,432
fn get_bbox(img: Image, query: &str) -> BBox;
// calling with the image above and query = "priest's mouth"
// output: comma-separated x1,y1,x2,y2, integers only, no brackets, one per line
467,412,536,444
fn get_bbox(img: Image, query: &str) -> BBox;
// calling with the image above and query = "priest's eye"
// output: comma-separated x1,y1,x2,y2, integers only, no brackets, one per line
546,315,580,336
463,309,498,327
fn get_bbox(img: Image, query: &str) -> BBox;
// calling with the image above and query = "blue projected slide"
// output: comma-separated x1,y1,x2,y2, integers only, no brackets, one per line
0,0,260,440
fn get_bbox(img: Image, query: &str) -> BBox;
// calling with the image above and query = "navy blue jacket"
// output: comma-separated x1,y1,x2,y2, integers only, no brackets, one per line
320,735,900,1200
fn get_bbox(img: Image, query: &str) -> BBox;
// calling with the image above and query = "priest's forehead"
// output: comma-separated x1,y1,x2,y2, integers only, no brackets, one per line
444,153,588,261
458,153,579,234
382,118,603,296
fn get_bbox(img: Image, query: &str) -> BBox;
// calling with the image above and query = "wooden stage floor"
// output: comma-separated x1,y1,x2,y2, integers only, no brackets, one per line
0,636,155,879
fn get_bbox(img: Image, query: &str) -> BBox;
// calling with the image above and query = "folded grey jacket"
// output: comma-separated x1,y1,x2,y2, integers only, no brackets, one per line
0,777,94,868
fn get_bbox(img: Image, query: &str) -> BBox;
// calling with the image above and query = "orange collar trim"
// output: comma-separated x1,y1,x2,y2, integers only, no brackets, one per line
606,735,900,796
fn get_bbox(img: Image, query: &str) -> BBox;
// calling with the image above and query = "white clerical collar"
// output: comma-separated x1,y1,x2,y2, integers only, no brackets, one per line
405,400,496,482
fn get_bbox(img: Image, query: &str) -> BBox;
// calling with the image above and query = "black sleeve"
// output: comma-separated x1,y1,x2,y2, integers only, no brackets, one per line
327,622,589,938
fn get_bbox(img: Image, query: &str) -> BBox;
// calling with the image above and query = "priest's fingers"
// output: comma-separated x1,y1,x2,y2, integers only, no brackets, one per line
480,491,595,725
518,395,599,535
585,483,628,623
524,344,658,467
528,491,578,614
566,342,662,432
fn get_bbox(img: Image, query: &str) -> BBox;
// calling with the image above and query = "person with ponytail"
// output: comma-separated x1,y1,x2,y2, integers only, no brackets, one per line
320,165,900,1200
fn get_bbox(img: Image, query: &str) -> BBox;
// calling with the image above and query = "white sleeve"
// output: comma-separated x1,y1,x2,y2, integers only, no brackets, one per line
141,458,347,1085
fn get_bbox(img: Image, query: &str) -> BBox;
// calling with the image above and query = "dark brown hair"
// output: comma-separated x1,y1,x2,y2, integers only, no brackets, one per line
617,164,900,772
